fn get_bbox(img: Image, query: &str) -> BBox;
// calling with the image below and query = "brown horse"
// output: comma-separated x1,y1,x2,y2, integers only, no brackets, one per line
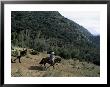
39,57,61,68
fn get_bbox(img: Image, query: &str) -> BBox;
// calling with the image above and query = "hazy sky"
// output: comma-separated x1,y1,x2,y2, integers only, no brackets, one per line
59,11,100,35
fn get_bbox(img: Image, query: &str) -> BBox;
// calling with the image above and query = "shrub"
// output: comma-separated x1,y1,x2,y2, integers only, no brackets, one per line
71,49,80,58
59,48,71,59
33,39,47,52
30,50,39,55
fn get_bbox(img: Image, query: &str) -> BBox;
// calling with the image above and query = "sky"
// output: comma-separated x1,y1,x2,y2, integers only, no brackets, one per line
59,11,100,35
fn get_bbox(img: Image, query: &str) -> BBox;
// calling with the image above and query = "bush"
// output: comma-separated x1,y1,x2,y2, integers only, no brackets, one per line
71,49,80,58
33,39,47,52
30,50,39,55
59,48,71,59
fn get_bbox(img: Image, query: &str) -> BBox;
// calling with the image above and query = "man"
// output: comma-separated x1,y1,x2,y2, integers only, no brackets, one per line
48,51,55,63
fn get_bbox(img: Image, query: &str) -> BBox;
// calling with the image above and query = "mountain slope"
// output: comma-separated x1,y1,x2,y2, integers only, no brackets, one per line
11,52,100,77
11,11,100,65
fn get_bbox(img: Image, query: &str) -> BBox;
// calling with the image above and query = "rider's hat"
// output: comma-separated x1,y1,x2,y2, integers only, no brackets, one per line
51,51,55,54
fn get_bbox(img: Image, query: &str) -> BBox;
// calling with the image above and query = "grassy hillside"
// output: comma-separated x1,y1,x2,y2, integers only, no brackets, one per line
11,50,100,77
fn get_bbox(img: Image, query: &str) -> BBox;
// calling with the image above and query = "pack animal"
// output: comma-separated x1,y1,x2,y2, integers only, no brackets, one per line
13,49,27,63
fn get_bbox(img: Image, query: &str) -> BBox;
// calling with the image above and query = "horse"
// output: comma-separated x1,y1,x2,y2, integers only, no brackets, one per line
13,49,27,63
20,49,27,56
39,56,61,68
13,55,22,63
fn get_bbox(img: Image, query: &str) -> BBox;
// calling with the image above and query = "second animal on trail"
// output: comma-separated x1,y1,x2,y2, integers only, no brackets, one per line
20,49,27,56
13,49,27,63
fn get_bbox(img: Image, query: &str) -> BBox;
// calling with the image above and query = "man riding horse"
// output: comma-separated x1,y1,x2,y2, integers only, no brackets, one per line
48,51,55,64
39,51,61,68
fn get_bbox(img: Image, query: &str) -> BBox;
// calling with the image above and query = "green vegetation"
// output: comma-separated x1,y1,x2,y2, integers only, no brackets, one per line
11,11,100,65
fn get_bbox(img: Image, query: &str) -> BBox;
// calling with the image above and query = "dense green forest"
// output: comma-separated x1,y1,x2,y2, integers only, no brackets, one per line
11,11,100,65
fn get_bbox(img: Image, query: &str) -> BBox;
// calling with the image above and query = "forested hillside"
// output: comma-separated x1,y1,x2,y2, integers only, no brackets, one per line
11,11,100,65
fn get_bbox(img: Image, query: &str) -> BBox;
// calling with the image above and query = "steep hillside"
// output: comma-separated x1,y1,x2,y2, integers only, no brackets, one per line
11,11,100,65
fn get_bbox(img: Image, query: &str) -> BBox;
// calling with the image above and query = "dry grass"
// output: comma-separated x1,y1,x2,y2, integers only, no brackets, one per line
11,50,100,77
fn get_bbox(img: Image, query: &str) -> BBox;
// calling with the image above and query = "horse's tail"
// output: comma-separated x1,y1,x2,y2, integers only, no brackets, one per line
39,58,45,64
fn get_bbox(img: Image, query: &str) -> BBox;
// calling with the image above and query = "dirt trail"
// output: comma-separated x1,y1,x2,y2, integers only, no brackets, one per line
11,52,100,77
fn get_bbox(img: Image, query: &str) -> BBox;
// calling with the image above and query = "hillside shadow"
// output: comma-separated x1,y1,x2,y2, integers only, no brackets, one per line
28,66,47,71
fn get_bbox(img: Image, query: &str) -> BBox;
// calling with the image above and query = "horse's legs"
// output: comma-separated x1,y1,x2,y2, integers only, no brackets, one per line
43,63,47,70
40,64,43,67
48,65,55,69
13,56,20,62
44,63,46,66
18,56,21,63
52,65,55,69
51,61,55,69
11,59,15,63
13,58,17,62
19,58,21,63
